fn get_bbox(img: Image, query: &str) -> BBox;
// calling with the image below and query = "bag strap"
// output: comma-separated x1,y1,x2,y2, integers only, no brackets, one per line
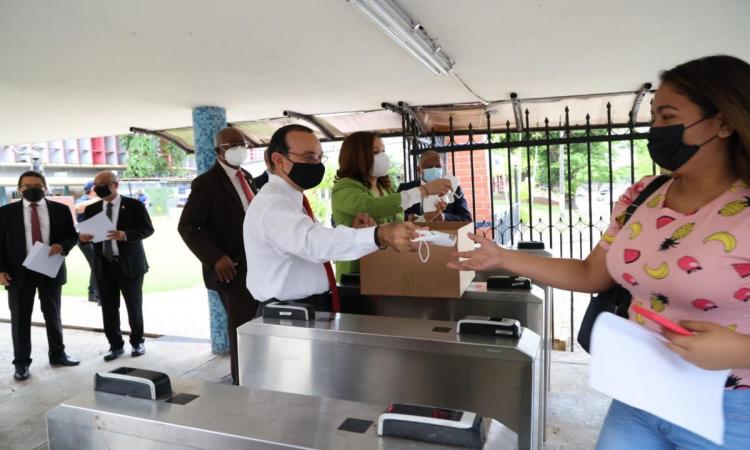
620,175,671,226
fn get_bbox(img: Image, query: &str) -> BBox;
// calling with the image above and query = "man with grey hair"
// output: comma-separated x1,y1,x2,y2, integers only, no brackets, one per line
80,171,154,362
398,150,472,222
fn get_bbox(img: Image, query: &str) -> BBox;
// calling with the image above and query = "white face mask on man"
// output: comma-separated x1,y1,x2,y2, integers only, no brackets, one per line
371,152,390,177
223,146,248,167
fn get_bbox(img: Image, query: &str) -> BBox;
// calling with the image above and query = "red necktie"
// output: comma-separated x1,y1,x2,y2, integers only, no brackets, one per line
236,170,255,204
30,203,42,244
302,195,341,313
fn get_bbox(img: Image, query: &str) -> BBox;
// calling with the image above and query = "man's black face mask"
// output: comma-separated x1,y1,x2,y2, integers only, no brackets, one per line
94,184,112,199
282,156,325,190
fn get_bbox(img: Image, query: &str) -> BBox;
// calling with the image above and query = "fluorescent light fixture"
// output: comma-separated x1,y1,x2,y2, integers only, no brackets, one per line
348,0,454,76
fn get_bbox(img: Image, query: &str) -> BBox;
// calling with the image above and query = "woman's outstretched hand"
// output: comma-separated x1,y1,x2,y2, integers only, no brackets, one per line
447,232,504,272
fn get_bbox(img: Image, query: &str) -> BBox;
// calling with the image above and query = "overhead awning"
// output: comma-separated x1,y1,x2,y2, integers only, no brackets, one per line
155,89,653,152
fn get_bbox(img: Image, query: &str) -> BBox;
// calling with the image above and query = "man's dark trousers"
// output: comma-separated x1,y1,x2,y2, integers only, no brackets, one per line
98,258,144,350
8,269,65,367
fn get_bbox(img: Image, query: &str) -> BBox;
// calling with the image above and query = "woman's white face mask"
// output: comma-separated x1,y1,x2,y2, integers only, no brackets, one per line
371,152,390,177
223,146,248,167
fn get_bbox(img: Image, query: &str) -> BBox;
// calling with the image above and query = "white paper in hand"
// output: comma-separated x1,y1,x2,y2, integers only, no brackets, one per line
77,211,115,243
22,242,65,278
589,312,730,445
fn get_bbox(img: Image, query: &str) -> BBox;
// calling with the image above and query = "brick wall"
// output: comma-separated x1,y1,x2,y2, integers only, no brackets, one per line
444,136,492,224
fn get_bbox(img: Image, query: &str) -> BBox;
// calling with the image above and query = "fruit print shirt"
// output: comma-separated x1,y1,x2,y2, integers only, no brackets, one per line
600,175,750,390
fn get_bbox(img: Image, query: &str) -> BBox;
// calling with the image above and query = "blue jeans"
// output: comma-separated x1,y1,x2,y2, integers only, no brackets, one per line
596,391,750,449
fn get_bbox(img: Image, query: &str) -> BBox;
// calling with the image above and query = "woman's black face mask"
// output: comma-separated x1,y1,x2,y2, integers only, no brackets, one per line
647,116,718,171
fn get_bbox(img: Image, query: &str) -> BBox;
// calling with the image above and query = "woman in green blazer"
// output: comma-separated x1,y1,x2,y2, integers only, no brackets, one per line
331,131,452,279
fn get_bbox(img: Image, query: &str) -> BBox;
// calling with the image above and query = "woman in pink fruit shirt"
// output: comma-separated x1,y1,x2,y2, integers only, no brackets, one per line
450,55,750,449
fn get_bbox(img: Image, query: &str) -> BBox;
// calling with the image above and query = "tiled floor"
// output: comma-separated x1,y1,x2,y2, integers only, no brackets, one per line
0,322,608,450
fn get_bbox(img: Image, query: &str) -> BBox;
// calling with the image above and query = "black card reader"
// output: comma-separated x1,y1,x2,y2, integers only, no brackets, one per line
262,301,315,321
95,367,172,400
457,316,523,338
517,240,545,250
339,272,360,286
487,275,531,290
378,403,485,449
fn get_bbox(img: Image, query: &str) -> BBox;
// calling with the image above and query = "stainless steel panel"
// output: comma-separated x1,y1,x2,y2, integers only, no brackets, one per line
339,284,544,336
47,377,518,450
338,281,547,446
474,247,553,443
238,314,540,450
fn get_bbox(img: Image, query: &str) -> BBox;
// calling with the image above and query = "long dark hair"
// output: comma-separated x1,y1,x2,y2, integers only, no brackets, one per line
661,55,750,182
335,131,392,192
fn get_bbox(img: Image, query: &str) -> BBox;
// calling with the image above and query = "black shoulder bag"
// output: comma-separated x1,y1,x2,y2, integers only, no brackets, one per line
577,175,670,353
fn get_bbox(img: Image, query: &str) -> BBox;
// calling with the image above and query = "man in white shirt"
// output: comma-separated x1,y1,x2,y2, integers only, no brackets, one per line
244,125,419,313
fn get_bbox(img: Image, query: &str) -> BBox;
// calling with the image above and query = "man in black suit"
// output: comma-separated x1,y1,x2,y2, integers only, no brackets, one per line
0,170,80,381
80,171,154,361
397,150,472,222
252,149,271,191
178,127,258,385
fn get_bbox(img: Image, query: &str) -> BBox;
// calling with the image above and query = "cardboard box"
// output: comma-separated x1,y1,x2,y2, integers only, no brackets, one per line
360,221,475,299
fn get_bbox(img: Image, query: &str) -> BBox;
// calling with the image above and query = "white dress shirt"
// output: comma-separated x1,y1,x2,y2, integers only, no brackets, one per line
219,160,250,211
244,173,378,302
23,199,50,253
103,195,122,256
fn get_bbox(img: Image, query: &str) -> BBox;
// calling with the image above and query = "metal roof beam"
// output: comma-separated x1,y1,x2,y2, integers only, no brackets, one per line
129,127,194,153
282,110,336,140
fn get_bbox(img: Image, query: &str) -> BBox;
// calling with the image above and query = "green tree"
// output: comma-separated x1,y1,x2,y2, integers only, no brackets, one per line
120,135,188,178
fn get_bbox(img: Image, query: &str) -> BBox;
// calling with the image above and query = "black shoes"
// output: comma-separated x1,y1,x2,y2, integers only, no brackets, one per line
104,343,145,361
131,343,145,357
13,366,30,381
103,348,125,361
49,354,80,366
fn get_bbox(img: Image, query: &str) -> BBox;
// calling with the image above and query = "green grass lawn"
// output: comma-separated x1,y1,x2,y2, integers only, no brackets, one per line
62,209,204,297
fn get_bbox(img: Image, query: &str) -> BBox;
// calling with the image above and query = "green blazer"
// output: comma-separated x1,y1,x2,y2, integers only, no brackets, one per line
331,177,404,280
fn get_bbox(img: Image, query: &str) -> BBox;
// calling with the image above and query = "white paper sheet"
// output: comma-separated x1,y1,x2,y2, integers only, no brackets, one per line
22,242,65,278
589,312,730,445
77,211,115,243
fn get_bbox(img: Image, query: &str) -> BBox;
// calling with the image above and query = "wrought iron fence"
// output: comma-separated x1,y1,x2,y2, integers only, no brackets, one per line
400,102,657,350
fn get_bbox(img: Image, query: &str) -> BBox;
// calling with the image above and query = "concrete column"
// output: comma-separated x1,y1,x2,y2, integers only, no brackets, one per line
192,106,230,355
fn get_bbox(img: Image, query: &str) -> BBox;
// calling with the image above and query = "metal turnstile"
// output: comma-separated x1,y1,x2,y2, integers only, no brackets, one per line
338,283,544,338
47,376,518,450
238,314,541,450
474,245,554,442
338,280,546,446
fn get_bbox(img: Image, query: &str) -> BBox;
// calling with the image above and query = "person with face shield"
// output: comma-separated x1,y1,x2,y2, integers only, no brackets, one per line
397,150,472,223
330,131,453,279
80,171,154,363
178,127,259,385
244,125,422,316
449,55,750,449
0,171,80,381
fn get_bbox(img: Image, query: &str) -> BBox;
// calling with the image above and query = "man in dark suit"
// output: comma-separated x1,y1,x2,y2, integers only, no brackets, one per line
178,127,259,385
397,150,472,222
80,171,154,362
252,149,271,191
0,170,80,381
